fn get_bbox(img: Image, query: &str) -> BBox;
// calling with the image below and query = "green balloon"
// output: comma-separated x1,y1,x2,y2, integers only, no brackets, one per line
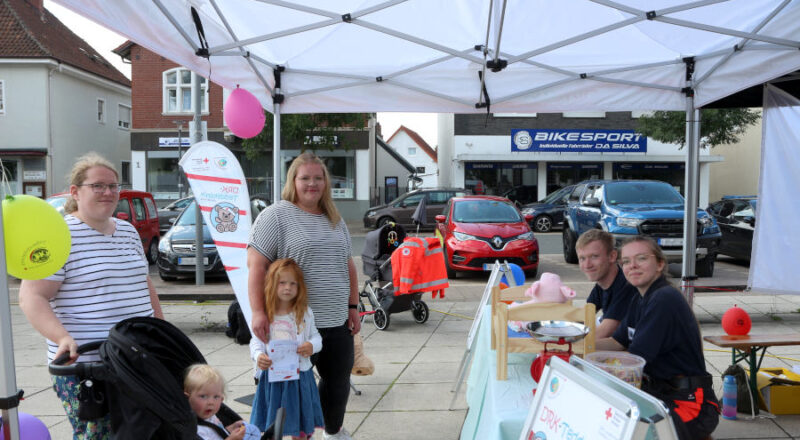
3,195,71,280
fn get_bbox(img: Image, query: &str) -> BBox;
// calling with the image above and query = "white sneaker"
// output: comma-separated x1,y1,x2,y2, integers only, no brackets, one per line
322,427,353,440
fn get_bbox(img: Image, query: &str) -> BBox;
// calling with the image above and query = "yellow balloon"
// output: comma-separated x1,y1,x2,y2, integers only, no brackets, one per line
3,195,71,280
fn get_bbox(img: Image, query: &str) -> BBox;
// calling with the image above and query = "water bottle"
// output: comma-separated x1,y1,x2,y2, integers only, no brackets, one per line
722,374,737,420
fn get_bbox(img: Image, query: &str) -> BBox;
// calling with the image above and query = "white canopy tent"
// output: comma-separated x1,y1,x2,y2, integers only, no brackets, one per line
3,1,800,437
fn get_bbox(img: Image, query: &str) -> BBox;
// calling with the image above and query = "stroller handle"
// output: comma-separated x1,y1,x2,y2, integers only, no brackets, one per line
49,340,109,379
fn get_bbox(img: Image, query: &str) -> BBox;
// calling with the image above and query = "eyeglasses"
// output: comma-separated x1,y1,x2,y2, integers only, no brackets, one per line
620,253,655,267
78,183,122,194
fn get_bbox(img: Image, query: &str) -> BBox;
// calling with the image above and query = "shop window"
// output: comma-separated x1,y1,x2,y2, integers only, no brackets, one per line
546,162,602,194
613,162,685,195
163,68,208,114
465,162,537,198
120,161,131,185
118,104,131,129
0,80,5,114
147,157,181,200
97,99,106,123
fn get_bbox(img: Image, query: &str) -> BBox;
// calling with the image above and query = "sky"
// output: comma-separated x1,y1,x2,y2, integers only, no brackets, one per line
44,1,439,147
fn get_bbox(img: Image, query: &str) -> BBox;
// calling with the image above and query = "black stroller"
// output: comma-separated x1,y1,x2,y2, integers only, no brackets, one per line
49,317,284,440
359,222,429,330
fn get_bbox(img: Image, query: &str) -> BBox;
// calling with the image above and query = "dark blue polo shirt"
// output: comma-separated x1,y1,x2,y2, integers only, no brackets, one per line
611,277,707,380
586,266,637,321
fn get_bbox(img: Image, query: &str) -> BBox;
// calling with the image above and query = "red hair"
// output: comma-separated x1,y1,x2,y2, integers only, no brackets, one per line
263,258,307,332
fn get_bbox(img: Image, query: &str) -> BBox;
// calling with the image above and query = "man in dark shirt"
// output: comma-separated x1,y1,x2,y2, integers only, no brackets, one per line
576,230,637,338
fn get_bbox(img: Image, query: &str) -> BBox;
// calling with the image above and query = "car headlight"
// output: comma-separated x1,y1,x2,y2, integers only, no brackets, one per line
617,217,644,227
366,210,377,217
515,231,534,241
453,231,477,241
520,208,534,215
699,216,714,227
158,239,170,253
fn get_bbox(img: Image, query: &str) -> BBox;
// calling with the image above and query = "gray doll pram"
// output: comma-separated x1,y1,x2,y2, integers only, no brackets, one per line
359,222,429,330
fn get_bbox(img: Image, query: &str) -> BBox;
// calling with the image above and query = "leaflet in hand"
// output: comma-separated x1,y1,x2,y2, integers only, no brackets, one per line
268,339,300,383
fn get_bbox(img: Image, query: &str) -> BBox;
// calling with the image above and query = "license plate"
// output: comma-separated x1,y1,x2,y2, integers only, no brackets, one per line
178,257,209,265
658,238,683,246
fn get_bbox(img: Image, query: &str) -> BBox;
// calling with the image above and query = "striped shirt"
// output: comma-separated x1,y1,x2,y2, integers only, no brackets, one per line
44,215,154,362
248,201,352,328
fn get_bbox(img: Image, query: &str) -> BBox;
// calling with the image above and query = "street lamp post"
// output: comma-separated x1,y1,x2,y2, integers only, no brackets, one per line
173,120,187,198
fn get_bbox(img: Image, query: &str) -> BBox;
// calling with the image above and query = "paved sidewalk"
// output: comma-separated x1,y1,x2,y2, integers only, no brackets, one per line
5,258,800,439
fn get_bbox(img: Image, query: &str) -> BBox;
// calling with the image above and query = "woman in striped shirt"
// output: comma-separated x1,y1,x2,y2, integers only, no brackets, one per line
19,153,163,438
248,153,360,440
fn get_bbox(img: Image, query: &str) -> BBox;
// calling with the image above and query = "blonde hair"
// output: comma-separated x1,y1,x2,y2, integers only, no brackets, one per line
264,258,308,331
576,229,616,255
281,153,342,226
184,364,225,396
64,153,119,214
620,235,670,278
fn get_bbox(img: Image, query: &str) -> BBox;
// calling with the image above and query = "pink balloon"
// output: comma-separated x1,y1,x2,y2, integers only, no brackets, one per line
224,87,266,139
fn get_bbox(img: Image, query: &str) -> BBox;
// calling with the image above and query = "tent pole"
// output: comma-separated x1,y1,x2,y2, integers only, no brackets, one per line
273,94,281,205
682,100,700,307
0,198,22,440
193,72,205,286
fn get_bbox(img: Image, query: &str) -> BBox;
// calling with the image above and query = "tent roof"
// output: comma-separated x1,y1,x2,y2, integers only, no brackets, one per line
52,0,800,113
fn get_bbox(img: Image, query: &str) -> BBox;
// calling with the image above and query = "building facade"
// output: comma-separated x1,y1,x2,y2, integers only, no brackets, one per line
0,0,131,197
114,43,374,220
385,125,438,189
438,112,724,207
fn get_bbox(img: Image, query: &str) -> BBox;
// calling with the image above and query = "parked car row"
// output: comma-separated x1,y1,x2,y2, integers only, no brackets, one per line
47,190,161,264
156,194,271,280
707,195,756,261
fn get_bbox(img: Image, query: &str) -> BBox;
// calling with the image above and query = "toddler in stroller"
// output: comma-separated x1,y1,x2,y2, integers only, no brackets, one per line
49,317,285,440
360,222,445,330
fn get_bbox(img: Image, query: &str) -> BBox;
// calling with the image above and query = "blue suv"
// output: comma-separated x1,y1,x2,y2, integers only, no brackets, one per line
562,180,721,277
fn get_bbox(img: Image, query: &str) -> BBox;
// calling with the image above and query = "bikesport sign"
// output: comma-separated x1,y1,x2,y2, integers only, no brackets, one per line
512,129,647,153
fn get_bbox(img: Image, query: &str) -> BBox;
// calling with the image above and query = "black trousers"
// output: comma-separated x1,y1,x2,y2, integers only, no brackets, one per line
643,377,720,440
312,323,354,434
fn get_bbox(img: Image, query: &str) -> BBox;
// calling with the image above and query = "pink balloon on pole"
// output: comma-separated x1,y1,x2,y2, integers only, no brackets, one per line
224,87,266,139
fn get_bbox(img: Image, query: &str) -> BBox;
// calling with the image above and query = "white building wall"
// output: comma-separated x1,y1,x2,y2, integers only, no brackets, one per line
386,131,438,188
0,65,49,149
708,110,762,202
50,65,131,191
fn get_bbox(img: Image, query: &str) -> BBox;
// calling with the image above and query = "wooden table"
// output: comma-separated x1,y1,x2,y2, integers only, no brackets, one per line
704,334,800,414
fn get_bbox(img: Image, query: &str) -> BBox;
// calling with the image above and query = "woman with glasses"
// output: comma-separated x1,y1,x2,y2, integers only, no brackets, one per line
596,236,718,440
19,153,163,438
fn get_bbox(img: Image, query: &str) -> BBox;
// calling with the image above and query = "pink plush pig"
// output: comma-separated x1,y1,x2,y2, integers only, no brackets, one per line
508,272,576,332
524,272,576,303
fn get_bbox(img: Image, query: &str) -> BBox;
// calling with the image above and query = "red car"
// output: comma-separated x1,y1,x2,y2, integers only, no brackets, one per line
46,190,161,264
435,195,539,278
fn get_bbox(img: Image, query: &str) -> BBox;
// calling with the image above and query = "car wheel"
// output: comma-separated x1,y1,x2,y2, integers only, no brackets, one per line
376,216,394,228
147,239,159,264
534,215,553,233
525,267,538,280
444,248,457,279
159,271,177,282
562,228,579,264
696,253,716,277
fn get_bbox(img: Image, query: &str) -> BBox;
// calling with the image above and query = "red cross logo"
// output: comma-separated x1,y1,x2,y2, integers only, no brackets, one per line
203,157,209,163
605,407,613,420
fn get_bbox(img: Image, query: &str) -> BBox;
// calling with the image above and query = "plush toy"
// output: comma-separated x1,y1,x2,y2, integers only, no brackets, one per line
351,333,374,376
508,272,576,332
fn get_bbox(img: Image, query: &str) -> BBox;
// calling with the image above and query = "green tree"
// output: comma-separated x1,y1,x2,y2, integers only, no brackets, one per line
241,113,369,160
636,108,760,149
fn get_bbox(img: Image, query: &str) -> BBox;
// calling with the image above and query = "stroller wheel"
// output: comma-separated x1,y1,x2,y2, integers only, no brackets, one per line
412,301,429,324
373,307,390,330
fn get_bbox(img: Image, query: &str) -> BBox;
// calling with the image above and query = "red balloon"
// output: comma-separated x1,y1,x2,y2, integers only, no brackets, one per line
722,305,751,335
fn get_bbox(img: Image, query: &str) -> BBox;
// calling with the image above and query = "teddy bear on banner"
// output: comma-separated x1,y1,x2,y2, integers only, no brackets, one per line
212,202,240,233
508,272,576,332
